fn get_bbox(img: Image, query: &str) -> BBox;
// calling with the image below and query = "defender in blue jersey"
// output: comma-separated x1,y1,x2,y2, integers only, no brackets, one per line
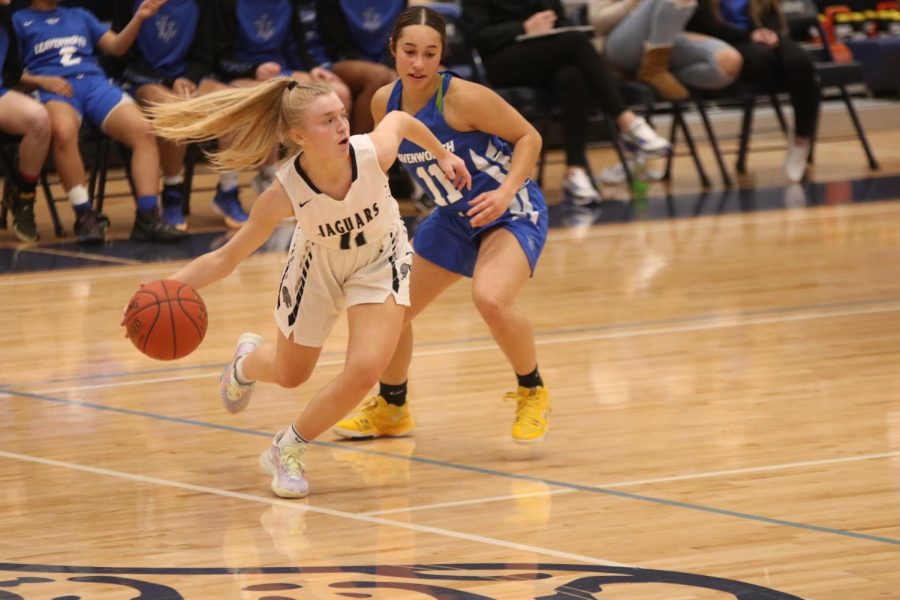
111,0,205,231
14,0,184,244
333,6,553,445
187,0,353,229
0,0,51,242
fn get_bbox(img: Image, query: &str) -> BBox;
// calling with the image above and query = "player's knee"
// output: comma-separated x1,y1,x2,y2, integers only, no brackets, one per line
275,366,311,389
344,362,381,392
25,106,51,141
51,119,78,147
716,48,743,80
374,66,395,88
132,118,157,149
472,290,508,326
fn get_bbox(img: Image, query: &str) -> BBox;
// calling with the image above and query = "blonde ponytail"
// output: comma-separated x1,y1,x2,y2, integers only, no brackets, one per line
149,78,334,171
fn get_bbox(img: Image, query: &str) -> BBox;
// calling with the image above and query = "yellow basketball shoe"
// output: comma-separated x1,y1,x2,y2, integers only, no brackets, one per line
332,396,415,439
507,386,551,444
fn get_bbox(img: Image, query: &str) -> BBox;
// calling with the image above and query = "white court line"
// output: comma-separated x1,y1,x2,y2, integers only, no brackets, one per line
33,299,900,395
0,449,629,568
35,356,341,394
365,449,900,516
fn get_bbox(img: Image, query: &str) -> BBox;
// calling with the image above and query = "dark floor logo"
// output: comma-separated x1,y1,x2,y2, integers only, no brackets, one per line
0,562,803,599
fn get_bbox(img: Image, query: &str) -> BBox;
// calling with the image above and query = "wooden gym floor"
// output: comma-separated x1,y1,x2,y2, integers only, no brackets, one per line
1,107,900,598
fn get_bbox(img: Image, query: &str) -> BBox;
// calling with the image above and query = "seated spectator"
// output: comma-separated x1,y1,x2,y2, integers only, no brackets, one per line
191,0,353,228
589,0,742,99
462,0,672,205
687,0,820,182
13,0,185,244
314,0,399,133
111,0,206,231
0,0,50,242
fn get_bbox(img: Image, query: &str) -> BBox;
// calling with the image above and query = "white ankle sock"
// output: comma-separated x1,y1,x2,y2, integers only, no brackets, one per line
278,425,309,447
163,173,184,186
234,355,254,385
219,171,240,192
68,185,89,209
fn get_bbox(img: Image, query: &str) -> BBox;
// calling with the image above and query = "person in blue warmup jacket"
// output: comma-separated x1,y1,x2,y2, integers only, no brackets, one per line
13,0,185,244
111,0,207,231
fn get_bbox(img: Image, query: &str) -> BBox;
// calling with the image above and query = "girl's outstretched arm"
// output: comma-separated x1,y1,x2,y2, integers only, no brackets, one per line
170,181,293,289
98,0,167,57
369,110,472,192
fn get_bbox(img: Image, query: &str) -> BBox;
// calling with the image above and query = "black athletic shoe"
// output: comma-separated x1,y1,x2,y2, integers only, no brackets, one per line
74,207,107,244
4,188,39,242
130,208,187,243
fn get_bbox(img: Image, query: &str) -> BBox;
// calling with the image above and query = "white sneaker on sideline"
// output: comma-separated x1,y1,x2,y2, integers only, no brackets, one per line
562,168,601,205
220,333,263,414
784,138,811,183
260,431,309,499
622,116,671,157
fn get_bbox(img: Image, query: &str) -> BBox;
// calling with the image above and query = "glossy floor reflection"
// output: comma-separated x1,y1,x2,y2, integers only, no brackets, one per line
5,174,900,275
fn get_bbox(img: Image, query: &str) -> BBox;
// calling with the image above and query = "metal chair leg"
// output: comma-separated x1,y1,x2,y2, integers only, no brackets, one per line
839,85,879,170
662,107,679,181
695,96,733,187
674,104,711,188
736,96,755,175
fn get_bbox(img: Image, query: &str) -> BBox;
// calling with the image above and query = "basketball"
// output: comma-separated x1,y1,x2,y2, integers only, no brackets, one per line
123,279,208,360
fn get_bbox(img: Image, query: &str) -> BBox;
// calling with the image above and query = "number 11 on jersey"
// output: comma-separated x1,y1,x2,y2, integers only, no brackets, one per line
415,163,463,207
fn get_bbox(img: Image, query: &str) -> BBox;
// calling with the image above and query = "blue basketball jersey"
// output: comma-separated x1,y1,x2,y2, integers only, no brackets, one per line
339,0,402,62
134,0,199,78
13,6,107,77
234,0,292,64
386,72,542,221
0,25,9,88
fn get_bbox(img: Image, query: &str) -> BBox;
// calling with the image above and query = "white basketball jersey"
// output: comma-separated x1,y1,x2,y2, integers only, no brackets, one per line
276,134,399,250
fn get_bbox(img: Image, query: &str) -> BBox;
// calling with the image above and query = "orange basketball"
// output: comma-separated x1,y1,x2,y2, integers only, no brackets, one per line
123,279,208,360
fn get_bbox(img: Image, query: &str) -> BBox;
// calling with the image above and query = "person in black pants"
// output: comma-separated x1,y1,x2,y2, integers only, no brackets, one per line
462,0,672,205
687,0,820,182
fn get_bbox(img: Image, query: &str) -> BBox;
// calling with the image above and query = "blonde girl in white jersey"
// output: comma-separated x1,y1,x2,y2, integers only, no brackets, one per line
149,79,470,499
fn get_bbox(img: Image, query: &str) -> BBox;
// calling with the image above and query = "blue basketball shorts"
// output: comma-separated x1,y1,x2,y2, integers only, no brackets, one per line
39,73,131,129
413,181,549,278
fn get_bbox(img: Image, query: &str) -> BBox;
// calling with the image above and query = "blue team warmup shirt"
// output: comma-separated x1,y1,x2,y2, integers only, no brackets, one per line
340,0,403,62
13,6,107,77
234,0,293,65
134,0,199,78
